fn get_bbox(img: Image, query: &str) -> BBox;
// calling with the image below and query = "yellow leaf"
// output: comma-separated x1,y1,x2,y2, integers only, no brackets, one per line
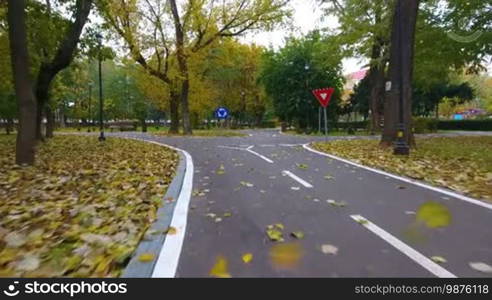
165,226,177,235
416,202,451,228
242,253,253,264
138,253,155,262
269,243,303,270
209,256,231,278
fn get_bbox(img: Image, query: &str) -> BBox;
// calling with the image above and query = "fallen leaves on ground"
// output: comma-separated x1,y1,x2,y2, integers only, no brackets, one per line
242,253,253,264
0,135,178,277
321,244,338,255
431,256,447,264
469,262,492,274
269,243,303,269
209,256,231,278
138,253,155,263
312,137,492,200
416,202,451,228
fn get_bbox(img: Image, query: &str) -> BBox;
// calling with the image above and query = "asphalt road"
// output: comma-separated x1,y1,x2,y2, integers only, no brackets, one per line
113,129,492,278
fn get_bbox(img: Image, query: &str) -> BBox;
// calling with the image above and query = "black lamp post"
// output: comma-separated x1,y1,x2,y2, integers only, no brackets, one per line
393,0,409,155
96,33,105,141
87,81,93,132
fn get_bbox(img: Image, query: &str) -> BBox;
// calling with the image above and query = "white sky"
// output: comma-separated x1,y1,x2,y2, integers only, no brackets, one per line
242,0,367,75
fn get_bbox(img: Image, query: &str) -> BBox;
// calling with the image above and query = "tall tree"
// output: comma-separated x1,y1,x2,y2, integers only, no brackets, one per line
102,0,290,135
380,0,420,148
35,0,93,139
7,0,37,165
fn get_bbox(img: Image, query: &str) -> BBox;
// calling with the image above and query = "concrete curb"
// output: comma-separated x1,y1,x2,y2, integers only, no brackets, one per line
122,150,187,278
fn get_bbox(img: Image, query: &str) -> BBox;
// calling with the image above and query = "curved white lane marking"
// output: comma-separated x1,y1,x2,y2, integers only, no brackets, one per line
151,146,193,278
246,146,274,164
303,144,492,211
350,215,456,278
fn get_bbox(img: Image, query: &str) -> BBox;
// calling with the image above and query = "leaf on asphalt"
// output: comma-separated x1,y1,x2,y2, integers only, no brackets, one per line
216,164,226,175
290,231,305,239
291,187,300,191
327,199,347,207
296,163,309,170
469,262,492,273
240,181,254,188
269,243,303,269
214,218,223,223
223,212,232,218
431,256,447,264
138,253,155,263
164,226,177,235
321,244,338,255
396,185,407,190
242,253,253,264
416,202,451,228
324,174,334,180
356,219,368,225
209,256,231,278
266,229,283,242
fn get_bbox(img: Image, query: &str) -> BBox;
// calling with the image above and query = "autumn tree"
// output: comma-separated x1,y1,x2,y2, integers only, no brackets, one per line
101,0,290,135
34,0,93,139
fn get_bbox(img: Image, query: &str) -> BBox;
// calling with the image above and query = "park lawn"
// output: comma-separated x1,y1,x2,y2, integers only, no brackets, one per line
0,135,178,277
312,136,492,201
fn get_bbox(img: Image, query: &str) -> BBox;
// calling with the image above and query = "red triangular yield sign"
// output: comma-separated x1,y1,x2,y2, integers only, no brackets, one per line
312,87,335,108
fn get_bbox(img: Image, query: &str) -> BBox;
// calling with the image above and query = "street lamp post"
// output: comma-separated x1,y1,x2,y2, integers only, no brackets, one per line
96,33,105,142
241,91,246,126
87,81,93,132
393,0,409,155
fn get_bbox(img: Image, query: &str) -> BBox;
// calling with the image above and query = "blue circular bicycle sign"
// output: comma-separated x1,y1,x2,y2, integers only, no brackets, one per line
215,107,229,119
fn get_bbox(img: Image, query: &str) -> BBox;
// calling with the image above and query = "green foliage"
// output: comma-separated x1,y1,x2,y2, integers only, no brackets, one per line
413,82,474,116
437,120,492,131
260,32,344,132
413,117,438,134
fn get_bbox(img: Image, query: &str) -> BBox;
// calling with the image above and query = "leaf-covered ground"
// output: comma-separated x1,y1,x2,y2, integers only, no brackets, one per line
0,135,178,277
312,136,492,201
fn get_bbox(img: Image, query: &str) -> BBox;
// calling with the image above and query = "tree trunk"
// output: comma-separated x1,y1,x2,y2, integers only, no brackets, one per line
7,0,38,165
141,119,147,132
34,0,92,140
169,89,180,134
380,0,420,148
169,0,192,135
45,106,55,138
6,118,14,134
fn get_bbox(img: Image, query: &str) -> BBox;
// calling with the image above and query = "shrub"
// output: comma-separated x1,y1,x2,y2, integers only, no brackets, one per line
437,119,492,131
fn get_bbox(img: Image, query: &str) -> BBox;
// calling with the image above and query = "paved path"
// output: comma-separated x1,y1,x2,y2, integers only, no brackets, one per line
111,129,492,278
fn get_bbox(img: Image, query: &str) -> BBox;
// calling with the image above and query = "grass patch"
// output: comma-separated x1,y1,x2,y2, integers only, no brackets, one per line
0,135,178,277
312,136,492,201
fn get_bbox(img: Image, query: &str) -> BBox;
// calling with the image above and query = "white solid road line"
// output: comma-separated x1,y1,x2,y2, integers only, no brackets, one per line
116,138,194,278
217,145,247,150
136,141,194,278
246,146,274,164
303,144,492,211
350,215,457,278
152,147,194,278
282,170,313,188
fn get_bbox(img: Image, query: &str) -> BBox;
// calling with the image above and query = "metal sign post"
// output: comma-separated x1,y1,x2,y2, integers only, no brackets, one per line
312,87,335,143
